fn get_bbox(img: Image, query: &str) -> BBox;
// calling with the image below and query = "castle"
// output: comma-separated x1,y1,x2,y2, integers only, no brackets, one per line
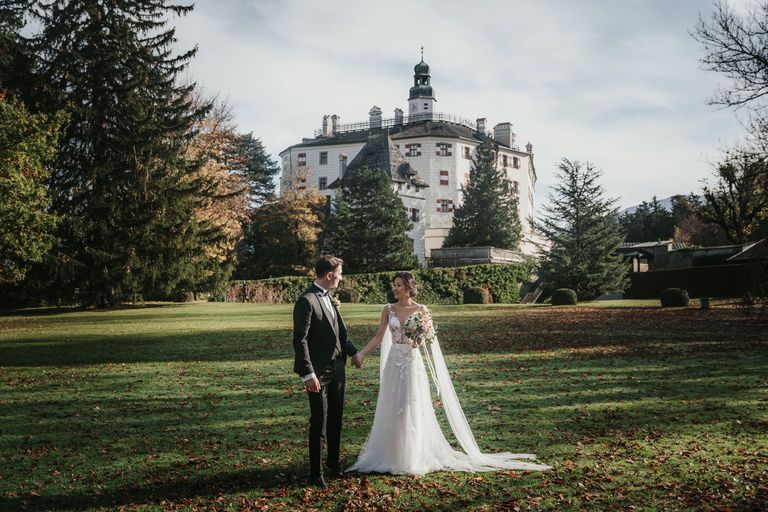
279,56,537,263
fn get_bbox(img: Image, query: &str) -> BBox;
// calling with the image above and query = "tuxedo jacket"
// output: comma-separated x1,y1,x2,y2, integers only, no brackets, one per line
293,284,358,378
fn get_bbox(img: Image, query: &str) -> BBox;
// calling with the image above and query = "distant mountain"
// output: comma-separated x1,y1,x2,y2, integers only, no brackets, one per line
619,195,702,215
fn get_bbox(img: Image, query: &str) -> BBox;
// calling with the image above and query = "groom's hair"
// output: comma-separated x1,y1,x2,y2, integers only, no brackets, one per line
315,255,343,277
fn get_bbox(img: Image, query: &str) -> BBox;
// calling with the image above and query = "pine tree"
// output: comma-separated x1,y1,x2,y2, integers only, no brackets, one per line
443,139,521,249
324,166,417,274
236,133,279,207
29,1,223,305
536,159,629,300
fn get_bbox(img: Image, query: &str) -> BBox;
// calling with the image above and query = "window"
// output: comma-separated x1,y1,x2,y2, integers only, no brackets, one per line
423,102,428,110
513,156,520,169
319,177,327,190
512,180,519,194
411,208,420,222
440,170,449,186
405,143,421,157
436,199,453,213
436,143,452,157
463,146,471,159
320,152,328,165
298,152,306,166
501,155,508,168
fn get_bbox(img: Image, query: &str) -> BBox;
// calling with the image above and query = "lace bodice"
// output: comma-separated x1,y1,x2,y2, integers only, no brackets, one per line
387,304,424,345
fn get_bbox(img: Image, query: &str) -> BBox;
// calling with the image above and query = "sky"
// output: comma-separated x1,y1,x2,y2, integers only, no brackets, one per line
172,0,754,211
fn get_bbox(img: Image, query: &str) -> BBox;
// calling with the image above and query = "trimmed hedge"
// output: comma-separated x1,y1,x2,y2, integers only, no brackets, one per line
551,288,578,305
224,263,532,304
463,287,491,304
625,263,754,298
660,288,690,307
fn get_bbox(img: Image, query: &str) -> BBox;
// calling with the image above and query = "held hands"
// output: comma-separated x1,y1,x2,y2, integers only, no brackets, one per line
351,353,363,368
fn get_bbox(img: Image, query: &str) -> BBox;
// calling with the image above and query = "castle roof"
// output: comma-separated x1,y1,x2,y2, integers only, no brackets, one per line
327,132,429,189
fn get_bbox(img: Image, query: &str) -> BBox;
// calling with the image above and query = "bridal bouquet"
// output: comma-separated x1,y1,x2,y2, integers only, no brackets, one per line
403,310,438,349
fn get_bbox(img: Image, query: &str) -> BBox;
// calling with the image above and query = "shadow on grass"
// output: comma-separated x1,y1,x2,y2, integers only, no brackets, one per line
0,302,186,317
0,463,309,512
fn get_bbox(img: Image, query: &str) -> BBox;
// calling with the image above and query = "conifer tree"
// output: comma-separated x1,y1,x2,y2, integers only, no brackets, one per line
536,159,628,300
443,139,521,249
29,1,222,304
324,167,417,274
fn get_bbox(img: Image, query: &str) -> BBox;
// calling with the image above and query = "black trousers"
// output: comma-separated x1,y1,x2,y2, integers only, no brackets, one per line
307,358,345,477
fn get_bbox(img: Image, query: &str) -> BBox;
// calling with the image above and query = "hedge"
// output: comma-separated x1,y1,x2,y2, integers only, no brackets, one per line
224,263,533,305
625,263,754,298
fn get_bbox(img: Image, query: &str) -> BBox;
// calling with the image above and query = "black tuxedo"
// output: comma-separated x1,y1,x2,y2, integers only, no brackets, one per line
293,283,358,478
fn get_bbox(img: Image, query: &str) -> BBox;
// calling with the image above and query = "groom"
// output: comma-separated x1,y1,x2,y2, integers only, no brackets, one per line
293,255,362,488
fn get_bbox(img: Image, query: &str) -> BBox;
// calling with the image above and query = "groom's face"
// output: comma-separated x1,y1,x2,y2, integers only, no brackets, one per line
328,266,343,289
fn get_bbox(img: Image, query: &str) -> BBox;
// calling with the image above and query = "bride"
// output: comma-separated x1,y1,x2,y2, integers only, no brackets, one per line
347,272,551,475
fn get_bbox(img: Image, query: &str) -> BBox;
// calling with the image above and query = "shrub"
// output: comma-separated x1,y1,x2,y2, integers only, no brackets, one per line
463,287,491,304
336,287,361,303
660,287,689,307
551,288,577,305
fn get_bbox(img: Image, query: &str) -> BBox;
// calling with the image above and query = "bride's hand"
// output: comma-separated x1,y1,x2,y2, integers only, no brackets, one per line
351,353,363,368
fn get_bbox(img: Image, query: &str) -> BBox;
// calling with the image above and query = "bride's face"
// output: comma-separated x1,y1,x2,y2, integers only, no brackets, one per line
392,278,406,299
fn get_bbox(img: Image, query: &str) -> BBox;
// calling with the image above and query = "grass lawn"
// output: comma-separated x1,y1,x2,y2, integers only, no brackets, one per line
1,301,766,511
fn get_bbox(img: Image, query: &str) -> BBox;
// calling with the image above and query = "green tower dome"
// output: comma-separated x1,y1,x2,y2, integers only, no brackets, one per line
409,59,435,100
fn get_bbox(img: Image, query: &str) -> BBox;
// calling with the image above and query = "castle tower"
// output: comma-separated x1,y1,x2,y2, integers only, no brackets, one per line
408,49,436,119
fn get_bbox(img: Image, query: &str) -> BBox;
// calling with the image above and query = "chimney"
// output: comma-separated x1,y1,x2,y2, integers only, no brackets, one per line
331,114,340,135
476,117,487,134
339,153,348,179
493,122,513,147
322,115,330,137
526,142,533,154
394,108,404,125
369,105,382,129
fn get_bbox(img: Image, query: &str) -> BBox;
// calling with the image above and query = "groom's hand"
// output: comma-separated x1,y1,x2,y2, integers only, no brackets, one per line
351,353,363,368
304,376,321,393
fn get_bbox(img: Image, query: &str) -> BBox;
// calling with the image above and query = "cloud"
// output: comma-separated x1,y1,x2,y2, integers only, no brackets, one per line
173,0,747,210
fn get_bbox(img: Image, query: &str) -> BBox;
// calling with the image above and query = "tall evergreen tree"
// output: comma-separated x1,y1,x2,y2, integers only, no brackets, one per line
29,1,222,305
236,133,279,207
536,159,629,300
443,139,522,249
324,166,417,274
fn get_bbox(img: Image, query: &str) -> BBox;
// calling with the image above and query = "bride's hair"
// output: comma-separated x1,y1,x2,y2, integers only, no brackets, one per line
393,271,417,298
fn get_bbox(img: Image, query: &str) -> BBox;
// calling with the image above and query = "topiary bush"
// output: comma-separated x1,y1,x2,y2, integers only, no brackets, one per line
660,287,689,307
551,288,578,305
335,287,361,303
463,287,491,304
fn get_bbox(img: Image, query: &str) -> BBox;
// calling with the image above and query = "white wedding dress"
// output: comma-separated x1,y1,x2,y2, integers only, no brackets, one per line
347,305,551,475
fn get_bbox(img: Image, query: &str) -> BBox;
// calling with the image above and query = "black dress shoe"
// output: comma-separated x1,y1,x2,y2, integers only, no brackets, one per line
310,475,327,488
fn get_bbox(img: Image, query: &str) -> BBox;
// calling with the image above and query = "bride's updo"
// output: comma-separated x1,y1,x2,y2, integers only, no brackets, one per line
393,271,418,298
